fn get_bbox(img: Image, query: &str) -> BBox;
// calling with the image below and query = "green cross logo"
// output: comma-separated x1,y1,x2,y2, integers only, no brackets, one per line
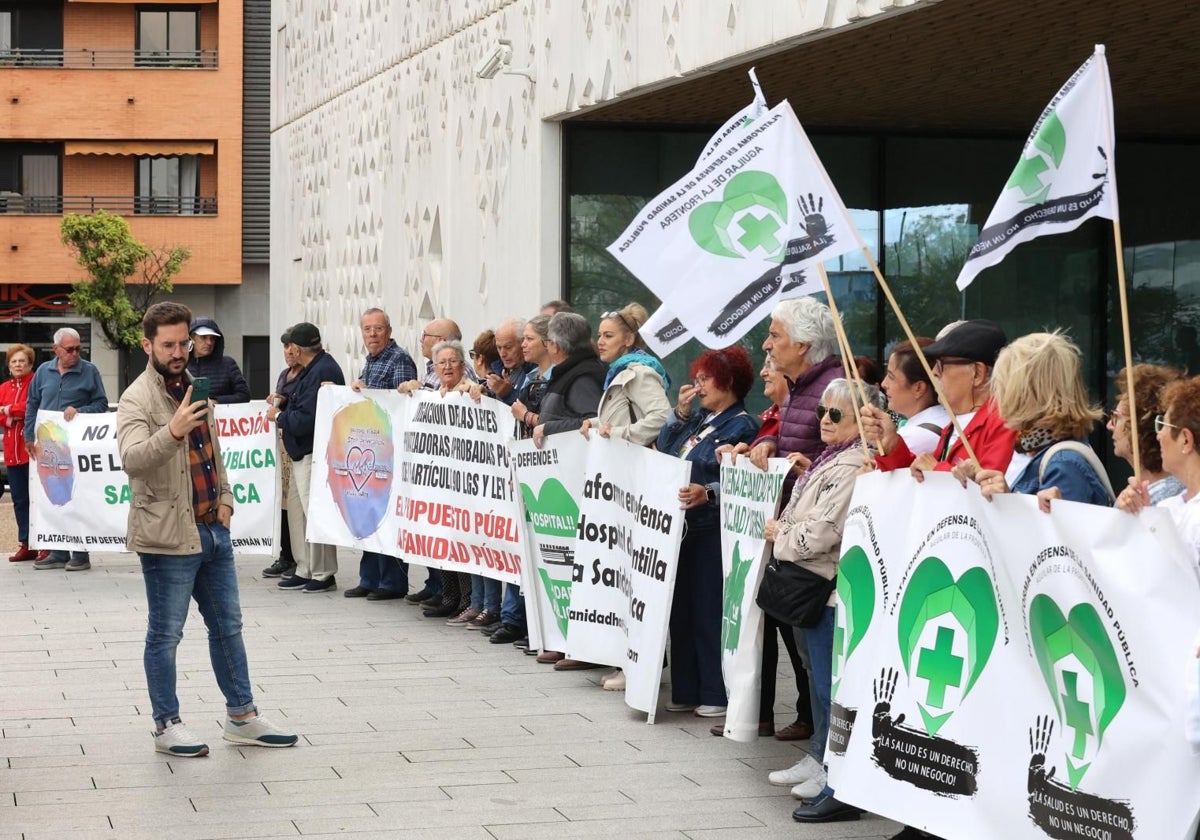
896,557,999,737
1005,110,1067,205
721,542,755,655
537,568,572,637
520,479,579,538
688,171,790,263
832,545,876,700
1028,594,1126,790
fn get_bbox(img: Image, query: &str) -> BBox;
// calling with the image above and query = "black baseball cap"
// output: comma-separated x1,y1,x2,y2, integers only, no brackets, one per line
923,320,1007,366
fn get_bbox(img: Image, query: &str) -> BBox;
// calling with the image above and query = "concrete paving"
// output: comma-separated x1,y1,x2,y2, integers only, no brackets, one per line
0,499,901,839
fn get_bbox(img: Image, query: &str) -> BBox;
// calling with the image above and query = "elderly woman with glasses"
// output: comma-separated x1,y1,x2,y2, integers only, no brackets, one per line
764,379,886,824
579,302,671,446
1107,364,1185,504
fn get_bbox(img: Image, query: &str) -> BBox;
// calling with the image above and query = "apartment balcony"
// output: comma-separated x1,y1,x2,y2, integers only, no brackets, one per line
0,194,218,215
0,48,219,69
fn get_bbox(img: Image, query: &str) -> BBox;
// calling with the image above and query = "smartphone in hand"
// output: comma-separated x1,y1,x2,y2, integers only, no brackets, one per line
190,376,211,406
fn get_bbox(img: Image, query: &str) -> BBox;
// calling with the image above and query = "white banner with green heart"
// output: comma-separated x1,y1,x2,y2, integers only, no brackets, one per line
828,472,1200,840
717,455,789,742
511,432,589,654
564,436,689,720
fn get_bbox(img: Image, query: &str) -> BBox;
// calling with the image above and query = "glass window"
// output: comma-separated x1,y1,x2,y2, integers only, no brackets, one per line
0,12,12,53
135,155,199,214
137,8,199,66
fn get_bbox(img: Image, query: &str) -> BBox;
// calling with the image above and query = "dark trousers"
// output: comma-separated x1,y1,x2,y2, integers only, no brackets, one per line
279,511,295,565
669,526,726,707
760,613,813,727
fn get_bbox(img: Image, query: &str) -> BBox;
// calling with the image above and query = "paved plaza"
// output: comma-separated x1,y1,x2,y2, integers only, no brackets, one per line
0,500,900,840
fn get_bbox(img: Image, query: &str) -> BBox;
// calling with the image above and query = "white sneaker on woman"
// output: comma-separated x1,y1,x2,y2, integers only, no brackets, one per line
768,753,822,786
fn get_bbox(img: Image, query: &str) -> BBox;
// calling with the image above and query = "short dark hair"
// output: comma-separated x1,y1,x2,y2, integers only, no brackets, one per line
143,301,193,340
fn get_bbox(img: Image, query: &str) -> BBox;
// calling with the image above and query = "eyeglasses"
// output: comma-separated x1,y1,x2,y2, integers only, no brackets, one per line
693,374,712,386
601,310,637,335
1154,414,1180,433
932,357,975,374
816,405,845,423
58,345,82,355
421,332,444,342
158,340,194,354
435,359,464,368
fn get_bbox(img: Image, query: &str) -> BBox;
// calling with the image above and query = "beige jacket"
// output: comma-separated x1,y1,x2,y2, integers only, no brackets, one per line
596,363,671,447
116,361,234,555
772,445,867,584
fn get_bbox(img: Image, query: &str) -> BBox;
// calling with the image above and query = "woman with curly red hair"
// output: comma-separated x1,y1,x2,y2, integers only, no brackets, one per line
656,347,760,718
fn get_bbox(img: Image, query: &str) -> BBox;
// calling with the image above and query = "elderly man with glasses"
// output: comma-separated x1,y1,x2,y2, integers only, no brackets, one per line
26,327,110,571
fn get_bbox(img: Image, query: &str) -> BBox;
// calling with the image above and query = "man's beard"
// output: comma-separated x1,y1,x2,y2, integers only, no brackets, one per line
152,356,186,382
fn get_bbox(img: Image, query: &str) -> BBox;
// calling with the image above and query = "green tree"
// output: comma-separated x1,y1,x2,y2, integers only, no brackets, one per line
60,210,190,351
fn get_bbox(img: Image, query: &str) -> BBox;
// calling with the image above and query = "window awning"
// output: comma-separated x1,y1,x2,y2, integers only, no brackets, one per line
69,0,216,4
64,141,215,157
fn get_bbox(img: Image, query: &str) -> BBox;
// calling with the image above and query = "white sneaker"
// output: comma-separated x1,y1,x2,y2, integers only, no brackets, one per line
153,720,209,757
694,705,727,718
791,767,828,799
768,753,822,786
601,670,626,691
223,714,299,748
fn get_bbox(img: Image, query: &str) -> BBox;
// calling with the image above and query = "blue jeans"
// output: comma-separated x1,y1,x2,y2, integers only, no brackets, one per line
795,605,835,763
8,463,29,544
669,525,726,706
139,522,255,727
470,575,502,612
500,584,525,631
358,551,408,593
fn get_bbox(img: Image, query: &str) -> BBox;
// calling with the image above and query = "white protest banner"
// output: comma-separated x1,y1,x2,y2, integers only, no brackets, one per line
308,387,526,585
511,432,589,654
956,46,1117,290
608,100,861,351
30,405,278,555
829,472,1200,840
718,455,789,742
566,436,688,719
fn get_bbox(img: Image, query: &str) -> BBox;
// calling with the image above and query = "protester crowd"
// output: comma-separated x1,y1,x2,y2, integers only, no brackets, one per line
8,296,1199,838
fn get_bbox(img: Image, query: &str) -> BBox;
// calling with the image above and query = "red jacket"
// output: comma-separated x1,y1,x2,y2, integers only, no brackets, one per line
875,398,1015,474
0,374,32,467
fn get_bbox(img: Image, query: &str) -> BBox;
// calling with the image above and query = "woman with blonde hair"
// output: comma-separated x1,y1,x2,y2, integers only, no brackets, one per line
579,302,671,446
962,331,1112,507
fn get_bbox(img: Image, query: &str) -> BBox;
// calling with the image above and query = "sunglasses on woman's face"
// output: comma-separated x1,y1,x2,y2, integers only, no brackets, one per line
816,405,844,423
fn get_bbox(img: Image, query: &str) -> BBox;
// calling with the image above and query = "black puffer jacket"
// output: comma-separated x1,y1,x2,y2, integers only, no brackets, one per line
187,317,251,404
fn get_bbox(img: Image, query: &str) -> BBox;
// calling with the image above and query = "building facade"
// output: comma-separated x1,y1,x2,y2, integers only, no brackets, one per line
272,0,1200,476
1,0,271,395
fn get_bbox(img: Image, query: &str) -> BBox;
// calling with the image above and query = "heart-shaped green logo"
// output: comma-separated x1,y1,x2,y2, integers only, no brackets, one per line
721,542,755,655
520,479,579,537
897,557,999,736
1028,594,1126,790
688,171,789,263
537,568,572,637
832,546,876,699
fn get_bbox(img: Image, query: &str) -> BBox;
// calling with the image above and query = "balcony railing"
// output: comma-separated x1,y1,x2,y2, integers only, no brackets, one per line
0,49,218,69
0,195,218,215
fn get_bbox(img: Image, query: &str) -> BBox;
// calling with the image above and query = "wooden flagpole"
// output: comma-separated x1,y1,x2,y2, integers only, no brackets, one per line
1112,221,1142,478
816,265,872,459
858,247,982,470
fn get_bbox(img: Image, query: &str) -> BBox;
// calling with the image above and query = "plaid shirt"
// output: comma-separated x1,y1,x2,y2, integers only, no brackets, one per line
166,380,220,520
359,340,418,389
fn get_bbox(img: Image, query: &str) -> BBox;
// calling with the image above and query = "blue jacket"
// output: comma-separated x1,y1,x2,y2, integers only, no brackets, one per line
1009,442,1112,506
25,358,109,444
657,402,760,531
276,350,345,460
186,317,251,404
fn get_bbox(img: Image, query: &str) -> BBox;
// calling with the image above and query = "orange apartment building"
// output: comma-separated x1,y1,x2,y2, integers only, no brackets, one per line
0,0,271,393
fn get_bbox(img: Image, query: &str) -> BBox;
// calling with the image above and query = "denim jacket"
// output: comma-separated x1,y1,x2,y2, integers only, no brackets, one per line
1009,441,1112,506
657,401,759,531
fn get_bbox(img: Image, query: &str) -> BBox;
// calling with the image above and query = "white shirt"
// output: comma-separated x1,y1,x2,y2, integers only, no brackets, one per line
1160,490,1200,567
898,404,950,456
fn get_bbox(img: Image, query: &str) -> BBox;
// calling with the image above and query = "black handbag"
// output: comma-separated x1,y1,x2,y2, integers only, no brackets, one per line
756,559,837,628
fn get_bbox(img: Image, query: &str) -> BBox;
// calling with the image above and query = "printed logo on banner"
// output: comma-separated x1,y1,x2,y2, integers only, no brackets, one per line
326,400,394,538
721,542,755,655
521,478,580,637
1022,545,1138,840
690,171,791,263
827,545,877,757
1007,110,1067,205
35,421,75,506
871,546,1002,797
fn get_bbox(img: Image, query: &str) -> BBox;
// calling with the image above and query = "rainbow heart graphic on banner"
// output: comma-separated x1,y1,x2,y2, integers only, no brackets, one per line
896,557,999,736
326,400,394,538
35,421,74,506
1028,594,1126,790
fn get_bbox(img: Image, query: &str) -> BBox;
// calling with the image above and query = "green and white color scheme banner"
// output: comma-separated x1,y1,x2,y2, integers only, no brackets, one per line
308,387,526,585
30,404,279,556
717,454,788,743
829,472,1200,840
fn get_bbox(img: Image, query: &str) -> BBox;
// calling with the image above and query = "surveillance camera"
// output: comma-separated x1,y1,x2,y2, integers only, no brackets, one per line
475,40,513,80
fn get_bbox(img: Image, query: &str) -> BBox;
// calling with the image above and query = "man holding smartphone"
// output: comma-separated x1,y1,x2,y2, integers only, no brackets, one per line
117,301,297,757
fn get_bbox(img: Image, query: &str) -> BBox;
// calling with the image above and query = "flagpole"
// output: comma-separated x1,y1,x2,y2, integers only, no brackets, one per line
859,247,982,470
1112,221,1142,478
816,265,872,459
